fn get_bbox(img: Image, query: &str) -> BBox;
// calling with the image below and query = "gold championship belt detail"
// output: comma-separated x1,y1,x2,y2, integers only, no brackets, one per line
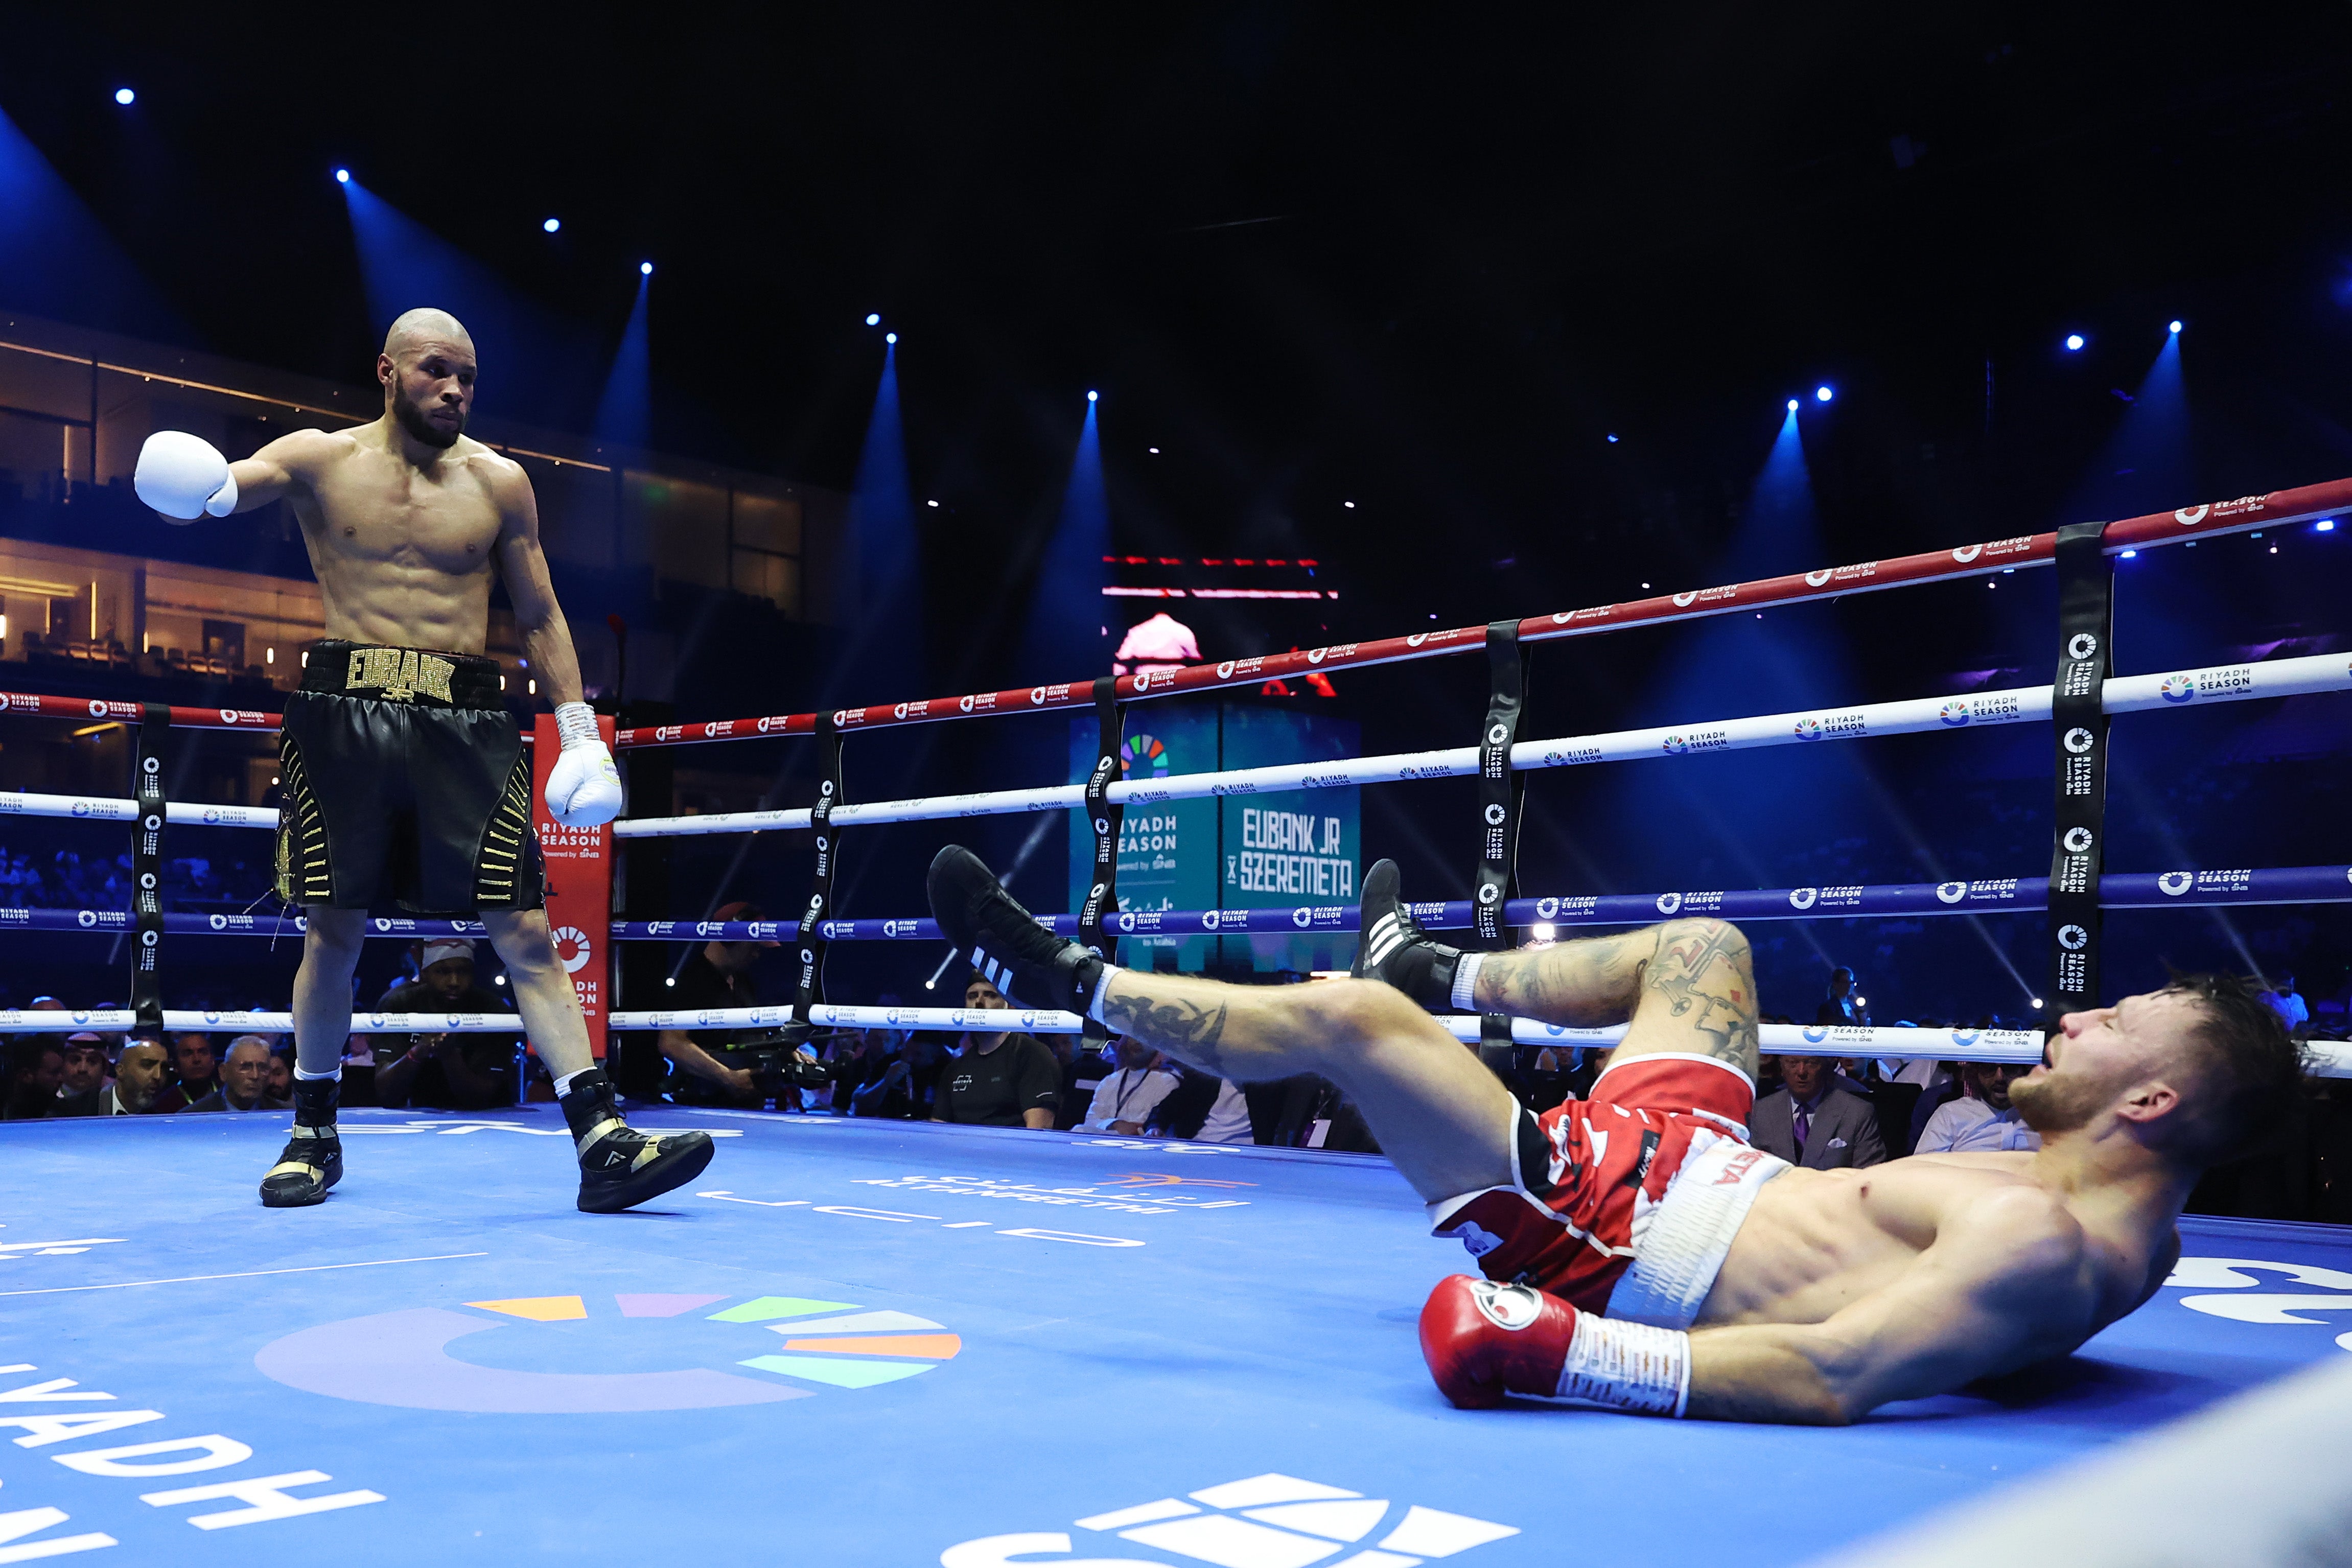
345,646,456,703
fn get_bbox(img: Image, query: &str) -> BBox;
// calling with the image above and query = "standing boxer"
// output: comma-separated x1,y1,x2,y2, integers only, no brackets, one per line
135,308,712,1212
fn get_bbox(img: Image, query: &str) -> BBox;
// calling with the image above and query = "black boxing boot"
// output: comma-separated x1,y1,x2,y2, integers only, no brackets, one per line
1352,858,1468,1011
260,1073,343,1208
925,845,1103,1013
560,1069,715,1213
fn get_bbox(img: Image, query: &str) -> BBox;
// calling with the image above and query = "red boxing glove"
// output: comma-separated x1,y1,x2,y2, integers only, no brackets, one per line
1418,1275,1578,1409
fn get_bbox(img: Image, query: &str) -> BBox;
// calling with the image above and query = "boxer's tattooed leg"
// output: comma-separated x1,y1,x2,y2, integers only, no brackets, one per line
1101,986,1232,1075
1469,928,1652,1026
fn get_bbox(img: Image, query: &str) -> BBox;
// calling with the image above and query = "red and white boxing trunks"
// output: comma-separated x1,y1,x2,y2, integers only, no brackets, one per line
1428,1052,1790,1330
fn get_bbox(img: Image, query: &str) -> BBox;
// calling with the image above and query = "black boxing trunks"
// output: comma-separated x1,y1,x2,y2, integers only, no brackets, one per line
274,641,544,915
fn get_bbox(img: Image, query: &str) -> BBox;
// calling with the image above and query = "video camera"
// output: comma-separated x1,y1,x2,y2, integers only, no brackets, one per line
706,1027,837,1097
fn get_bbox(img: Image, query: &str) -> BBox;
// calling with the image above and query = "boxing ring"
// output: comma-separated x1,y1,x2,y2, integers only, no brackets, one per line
3,479,2351,1565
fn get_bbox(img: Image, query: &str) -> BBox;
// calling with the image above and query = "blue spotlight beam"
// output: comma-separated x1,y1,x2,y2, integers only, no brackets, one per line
338,175,604,427
1017,396,1108,683
591,273,652,453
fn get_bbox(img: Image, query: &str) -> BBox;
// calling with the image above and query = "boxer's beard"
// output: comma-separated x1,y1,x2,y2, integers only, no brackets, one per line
2010,1066,2107,1136
392,386,464,449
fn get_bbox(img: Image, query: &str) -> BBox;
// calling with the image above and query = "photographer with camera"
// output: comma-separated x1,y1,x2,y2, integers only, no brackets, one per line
656,901,788,1106
375,940,520,1110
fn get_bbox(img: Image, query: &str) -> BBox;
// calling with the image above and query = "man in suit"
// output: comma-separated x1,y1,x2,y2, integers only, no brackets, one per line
1750,1055,1886,1169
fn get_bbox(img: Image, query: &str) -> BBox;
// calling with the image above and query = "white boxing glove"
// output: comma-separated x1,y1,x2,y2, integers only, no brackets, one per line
545,702,623,828
134,431,239,523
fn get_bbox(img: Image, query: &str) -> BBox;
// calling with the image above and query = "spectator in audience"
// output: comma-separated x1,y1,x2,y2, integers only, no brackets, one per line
3,1041,65,1119
2261,972,2310,1035
374,939,519,1110
654,902,781,1105
187,1036,293,1113
932,973,1060,1129
1916,1061,2040,1154
850,1031,936,1119
52,1034,111,1116
1749,1054,1886,1169
99,1038,169,1115
150,1032,219,1114
1146,1068,1253,1144
1815,967,1866,1027
1077,1036,1178,1134
265,1048,293,1103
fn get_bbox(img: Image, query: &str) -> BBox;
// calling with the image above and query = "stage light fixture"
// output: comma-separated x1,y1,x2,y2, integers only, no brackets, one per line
927,499,939,507
1786,399,1798,412
1087,390,1099,402
2065,334,2084,350
2169,320,2182,334
2120,549,2137,558
543,217,561,233
2318,520,2337,532
865,313,880,325
639,260,653,275
113,87,135,106
335,168,350,183
1343,501,1356,509
886,332,897,344
1148,447,1160,454
1814,385,1833,403
1606,432,1619,443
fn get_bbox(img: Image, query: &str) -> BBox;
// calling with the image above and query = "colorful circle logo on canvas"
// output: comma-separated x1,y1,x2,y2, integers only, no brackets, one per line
254,1292,961,1413
1121,734,1169,778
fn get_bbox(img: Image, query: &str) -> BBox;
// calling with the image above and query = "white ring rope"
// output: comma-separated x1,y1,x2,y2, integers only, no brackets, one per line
599,1004,2352,1073
612,650,2350,838
0,1009,517,1035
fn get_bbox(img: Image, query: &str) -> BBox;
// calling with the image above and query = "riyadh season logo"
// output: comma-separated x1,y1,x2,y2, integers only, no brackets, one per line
1787,887,1819,910
2062,827,2094,854
1477,883,1501,906
1535,897,1561,920
1218,660,1238,677
1940,699,1971,727
1805,569,1833,587
1482,803,1507,826
2176,504,2210,526
2063,727,2096,755
1660,734,1688,756
1672,591,1698,607
1936,882,1968,904
2161,673,2198,703
1793,717,1822,741
1952,544,1984,564
2058,924,2089,951
939,1472,1520,1568
2159,872,2194,897
1655,893,1683,915
1405,634,1427,648
550,926,593,974
1290,907,1313,928
1802,1026,1830,1044
2067,633,2099,662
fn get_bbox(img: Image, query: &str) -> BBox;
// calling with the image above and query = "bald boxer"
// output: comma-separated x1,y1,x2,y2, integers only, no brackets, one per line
135,308,711,1212
928,847,2303,1423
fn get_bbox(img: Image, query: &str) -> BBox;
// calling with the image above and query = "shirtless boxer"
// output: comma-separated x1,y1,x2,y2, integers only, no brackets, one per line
926,846,2303,1423
133,308,713,1213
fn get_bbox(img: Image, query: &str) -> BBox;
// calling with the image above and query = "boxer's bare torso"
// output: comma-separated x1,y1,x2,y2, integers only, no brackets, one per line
236,423,528,655
1696,1149,2180,1372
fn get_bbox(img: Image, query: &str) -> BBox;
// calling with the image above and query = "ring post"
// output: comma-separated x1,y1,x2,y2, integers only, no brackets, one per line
791,712,844,1026
1075,676,1124,1046
130,704,170,1037
1474,620,1528,952
2046,520,2114,1026
532,710,614,1060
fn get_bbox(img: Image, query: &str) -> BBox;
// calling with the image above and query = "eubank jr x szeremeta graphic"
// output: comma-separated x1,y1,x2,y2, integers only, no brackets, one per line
255,1292,961,1413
